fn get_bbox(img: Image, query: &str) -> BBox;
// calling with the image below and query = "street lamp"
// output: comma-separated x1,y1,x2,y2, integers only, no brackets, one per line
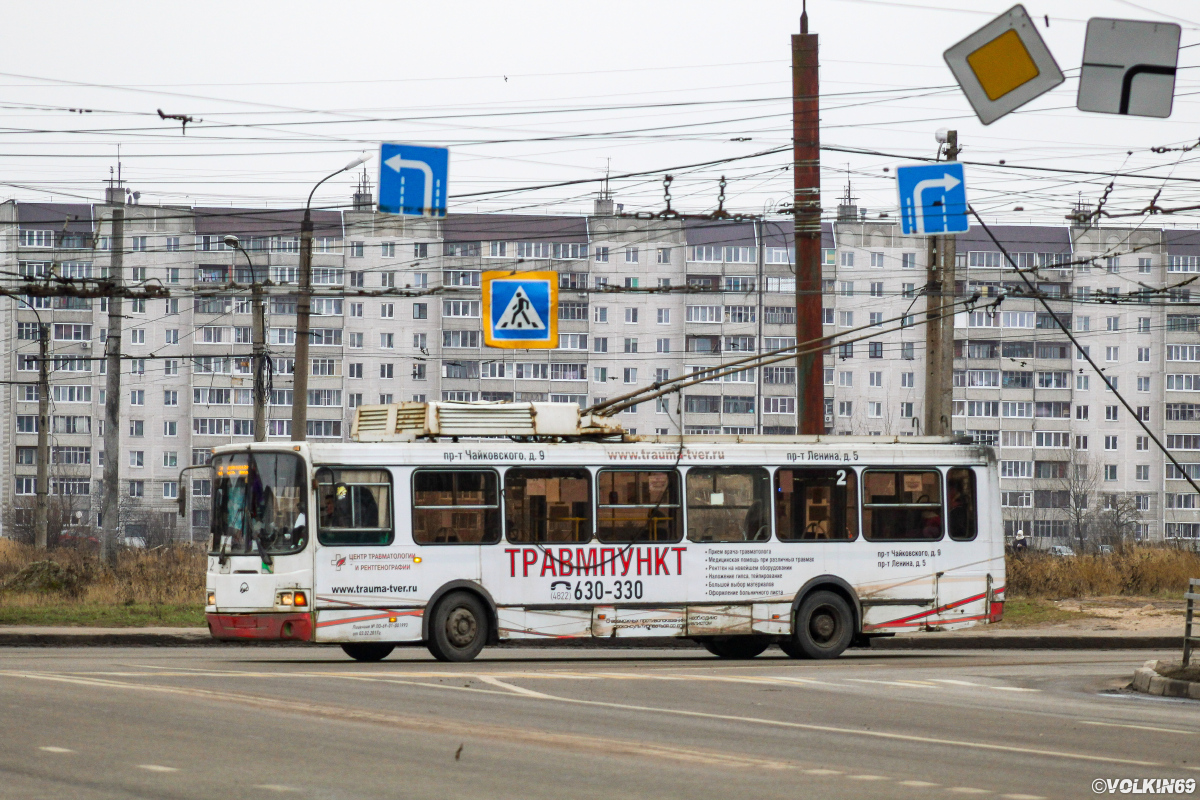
292,153,372,442
223,235,267,443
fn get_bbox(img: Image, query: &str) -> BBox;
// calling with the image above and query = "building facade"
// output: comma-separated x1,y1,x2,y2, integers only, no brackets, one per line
2,193,1197,548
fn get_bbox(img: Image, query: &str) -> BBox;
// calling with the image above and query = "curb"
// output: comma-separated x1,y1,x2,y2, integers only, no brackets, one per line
1131,661,1200,700
0,629,1181,650
869,634,1179,651
0,631,286,648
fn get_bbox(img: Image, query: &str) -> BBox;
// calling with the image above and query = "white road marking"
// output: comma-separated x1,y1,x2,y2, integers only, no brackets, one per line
947,789,990,795
253,786,300,792
930,678,1040,693
37,747,73,753
899,780,940,787
478,676,557,698
3,670,1166,769
848,774,889,780
136,764,178,773
846,678,936,689
1080,720,1197,735
804,769,843,776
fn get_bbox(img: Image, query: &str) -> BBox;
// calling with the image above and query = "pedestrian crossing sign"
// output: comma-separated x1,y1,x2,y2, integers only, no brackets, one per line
482,271,558,349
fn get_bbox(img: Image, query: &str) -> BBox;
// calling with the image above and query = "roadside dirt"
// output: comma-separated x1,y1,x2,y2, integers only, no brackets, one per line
997,596,1188,633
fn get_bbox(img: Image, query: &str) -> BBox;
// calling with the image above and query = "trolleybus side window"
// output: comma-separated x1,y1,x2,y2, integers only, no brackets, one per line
597,470,681,543
947,468,978,542
505,468,592,543
862,470,943,541
687,467,770,542
412,470,501,544
316,468,393,546
774,468,857,541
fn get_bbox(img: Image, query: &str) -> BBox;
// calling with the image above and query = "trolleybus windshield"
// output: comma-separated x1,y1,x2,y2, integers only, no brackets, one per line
210,452,308,556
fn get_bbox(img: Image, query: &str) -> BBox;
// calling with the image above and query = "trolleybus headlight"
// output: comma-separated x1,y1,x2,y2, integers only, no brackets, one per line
413,556,422,564
206,591,216,606
276,591,309,608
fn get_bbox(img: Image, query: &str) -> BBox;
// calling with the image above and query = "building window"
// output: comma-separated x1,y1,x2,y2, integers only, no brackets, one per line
1104,465,1117,482
625,246,639,263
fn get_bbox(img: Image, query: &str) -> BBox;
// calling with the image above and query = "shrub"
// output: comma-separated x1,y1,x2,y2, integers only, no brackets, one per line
1008,546,1200,599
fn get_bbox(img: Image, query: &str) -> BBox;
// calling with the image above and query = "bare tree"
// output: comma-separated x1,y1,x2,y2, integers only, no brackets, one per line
1093,492,1143,550
1056,449,1098,553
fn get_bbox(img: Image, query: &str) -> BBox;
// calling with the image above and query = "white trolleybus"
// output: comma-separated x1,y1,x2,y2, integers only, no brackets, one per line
200,401,1004,662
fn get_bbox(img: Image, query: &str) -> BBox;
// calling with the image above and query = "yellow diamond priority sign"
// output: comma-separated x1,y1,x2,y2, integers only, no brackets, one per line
945,4,1064,125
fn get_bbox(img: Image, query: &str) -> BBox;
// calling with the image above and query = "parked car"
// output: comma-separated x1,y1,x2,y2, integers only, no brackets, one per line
1049,545,1076,557
1097,545,1114,555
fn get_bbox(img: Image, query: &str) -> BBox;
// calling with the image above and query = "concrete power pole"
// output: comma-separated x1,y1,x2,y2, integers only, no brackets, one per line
291,212,313,442
924,130,959,437
100,208,124,564
792,3,824,435
34,322,50,548
253,276,267,442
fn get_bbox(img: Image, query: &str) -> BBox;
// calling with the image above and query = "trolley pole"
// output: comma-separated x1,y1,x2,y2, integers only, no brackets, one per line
924,130,959,437
34,322,50,548
792,4,824,435
100,207,124,564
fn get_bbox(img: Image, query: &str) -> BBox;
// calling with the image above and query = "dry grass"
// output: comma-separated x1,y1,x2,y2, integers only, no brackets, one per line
0,539,206,626
1008,546,1200,600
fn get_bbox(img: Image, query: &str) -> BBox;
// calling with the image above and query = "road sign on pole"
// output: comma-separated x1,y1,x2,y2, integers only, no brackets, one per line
378,143,448,217
944,4,1064,125
1078,18,1180,118
896,162,969,236
482,271,558,349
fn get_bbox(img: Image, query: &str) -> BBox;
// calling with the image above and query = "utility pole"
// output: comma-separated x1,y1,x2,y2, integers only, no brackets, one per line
924,129,959,437
34,322,50,548
291,213,313,442
226,237,268,442
793,2,824,435
253,270,267,443
100,208,124,564
291,155,371,442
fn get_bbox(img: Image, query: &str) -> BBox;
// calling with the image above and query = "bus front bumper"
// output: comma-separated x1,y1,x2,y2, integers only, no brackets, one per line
207,612,313,641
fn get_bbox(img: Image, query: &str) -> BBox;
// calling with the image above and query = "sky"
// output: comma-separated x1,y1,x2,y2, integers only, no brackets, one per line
1,0,1199,227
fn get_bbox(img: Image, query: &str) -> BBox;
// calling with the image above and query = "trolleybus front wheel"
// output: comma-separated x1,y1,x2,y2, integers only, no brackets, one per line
781,590,853,659
427,591,489,662
341,643,396,662
700,636,770,659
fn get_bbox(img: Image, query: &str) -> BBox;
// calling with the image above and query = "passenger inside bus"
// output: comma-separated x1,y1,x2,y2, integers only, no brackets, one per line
316,469,393,546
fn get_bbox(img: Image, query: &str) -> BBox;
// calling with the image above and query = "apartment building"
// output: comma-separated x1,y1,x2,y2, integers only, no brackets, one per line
2,192,1197,548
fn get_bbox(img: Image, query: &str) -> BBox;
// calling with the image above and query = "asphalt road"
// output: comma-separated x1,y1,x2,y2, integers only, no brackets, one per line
0,645,1194,800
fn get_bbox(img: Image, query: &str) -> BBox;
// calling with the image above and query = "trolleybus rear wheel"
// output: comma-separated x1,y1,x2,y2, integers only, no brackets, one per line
341,643,396,662
700,636,770,659
784,590,853,659
427,591,489,662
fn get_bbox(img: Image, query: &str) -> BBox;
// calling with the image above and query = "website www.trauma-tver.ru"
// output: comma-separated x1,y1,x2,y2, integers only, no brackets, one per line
330,585,417,594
